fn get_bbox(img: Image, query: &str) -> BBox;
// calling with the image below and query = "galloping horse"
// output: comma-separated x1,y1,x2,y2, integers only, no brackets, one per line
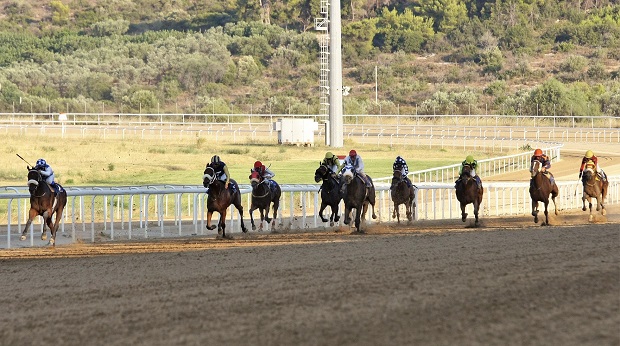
248,171,281,231
340,166,377,232
581,162,608,221
314,164,342,226
455,165,483,225
21,169,67,246
203,167,247,238
529,160,558,225
390,170,415,223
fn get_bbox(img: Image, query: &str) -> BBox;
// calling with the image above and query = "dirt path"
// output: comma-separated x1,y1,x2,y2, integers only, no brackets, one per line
0,206,618,346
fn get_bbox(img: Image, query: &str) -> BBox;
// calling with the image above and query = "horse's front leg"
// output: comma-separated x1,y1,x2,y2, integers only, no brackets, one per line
461,203,468,222
354,207,363,233
270,200,279,230
542,201,549,226
20,209,38,241
473,201,480,226
206,210,216,230
264,203,272,224
218,210,228,238
43,215,54,242
599,194,606,216
531,200,539,223
343,205,352,225
249,204,257,231
258,208,265,231
393,203,400,223
319,202,329,223
332,202,340,224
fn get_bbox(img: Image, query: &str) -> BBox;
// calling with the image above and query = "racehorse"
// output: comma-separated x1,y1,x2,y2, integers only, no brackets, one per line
390,170,415,223
340,166,377,232
203,166,247,238
314,164,342,226
248,171,281,231
21,169,67,246
581,163,608,221
455,164,483,225
529,159,558,225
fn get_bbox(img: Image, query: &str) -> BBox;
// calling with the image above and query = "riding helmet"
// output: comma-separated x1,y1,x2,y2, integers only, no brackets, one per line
396,156,404,163
36,158,46,167
324,152,334,159
254,160,263,169
211,155,220,164
585,150,594,158
349,150,357,157
534,149,543,156
465,155,474,164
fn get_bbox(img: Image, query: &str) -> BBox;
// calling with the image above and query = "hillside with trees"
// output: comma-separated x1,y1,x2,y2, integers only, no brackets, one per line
0,0,618,117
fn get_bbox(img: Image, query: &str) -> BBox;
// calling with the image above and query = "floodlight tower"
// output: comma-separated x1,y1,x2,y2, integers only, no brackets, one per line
315,0,344,148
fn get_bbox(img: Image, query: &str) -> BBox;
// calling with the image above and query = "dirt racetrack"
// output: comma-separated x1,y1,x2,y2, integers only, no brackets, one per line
1,205,619,346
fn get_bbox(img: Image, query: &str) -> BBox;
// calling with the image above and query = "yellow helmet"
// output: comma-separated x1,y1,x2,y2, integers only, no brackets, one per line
324,152,334,159
585,150,593,158
465,155,474,164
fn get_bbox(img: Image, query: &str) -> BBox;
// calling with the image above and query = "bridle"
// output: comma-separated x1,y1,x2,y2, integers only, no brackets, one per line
27,170,47,198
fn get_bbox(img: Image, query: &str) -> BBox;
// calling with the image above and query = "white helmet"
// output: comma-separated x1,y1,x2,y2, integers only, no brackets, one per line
36,159,47,167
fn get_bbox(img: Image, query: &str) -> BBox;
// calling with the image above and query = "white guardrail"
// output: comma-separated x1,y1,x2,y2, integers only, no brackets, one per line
1,178,618,249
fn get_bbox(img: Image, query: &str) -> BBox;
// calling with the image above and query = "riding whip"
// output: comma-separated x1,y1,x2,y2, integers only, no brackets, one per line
16,154,33,168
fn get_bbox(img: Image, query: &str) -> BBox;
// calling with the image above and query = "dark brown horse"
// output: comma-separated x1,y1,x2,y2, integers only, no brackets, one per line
529,160,558,225
314,163,342,226
390,170,415,223
203,167,247,238
581,163,608,221
455,165,483,225
249,171,281,231
340,166,377,233
21,169,67,246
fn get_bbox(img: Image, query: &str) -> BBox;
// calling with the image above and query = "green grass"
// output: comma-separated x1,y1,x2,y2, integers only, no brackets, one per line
0,134,506,186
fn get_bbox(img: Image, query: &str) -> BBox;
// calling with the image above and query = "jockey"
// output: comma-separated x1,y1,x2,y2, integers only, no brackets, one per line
343,149,371,187
579,150,607,182
33,158,59,195
250,160,275,181
530,148,553,188
206,155,234,194
456,155,482,189
393,156,413,188
322,152,342,177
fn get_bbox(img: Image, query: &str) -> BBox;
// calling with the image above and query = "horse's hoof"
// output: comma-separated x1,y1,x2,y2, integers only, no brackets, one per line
265,217,272,223
20,235,26,241
206,225,216,230
334,216,340,222
461,217,466,222
344,219,350,225
321,217,329,222
41,234,47,241
534,217,539,223
602,209,606,216
242,228,248,233
252,225,256,231
372,214,377,219
330,221,334,227
589,215,594,222
49,239,55,246
582,207,587,211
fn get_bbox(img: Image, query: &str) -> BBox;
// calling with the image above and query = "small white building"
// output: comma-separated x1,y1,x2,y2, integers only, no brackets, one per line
273,118,319,146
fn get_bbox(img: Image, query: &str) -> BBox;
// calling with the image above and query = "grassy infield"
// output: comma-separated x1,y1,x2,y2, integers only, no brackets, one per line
1,133,501,187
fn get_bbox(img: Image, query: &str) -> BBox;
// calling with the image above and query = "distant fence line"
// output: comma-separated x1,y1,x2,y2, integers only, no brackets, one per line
0,113,618,128
1,179,617,249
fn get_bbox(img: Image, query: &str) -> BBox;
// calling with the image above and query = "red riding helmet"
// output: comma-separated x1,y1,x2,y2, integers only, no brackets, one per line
534,149,543,156
254,161,262,169
349,150,357,157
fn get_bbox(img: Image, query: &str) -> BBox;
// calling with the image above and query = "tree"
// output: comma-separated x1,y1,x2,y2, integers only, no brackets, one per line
50,0,70,26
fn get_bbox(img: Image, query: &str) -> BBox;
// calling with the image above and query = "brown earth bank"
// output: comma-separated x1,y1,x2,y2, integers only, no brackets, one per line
0,208,619,346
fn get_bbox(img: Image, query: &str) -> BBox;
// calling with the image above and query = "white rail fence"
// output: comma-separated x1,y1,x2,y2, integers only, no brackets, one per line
1,179,618,248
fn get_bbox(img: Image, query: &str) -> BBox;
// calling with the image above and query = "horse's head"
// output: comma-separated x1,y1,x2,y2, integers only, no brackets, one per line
530,160,542,178
461,164,473,179
582,167,595,182
27,169,42,195
249,170,262,188
203,166,216,188
341,165,355,185
391,169,403,188
314,164,329,183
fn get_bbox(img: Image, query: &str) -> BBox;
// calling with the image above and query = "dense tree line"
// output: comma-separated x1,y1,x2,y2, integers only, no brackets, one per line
0,0,618,116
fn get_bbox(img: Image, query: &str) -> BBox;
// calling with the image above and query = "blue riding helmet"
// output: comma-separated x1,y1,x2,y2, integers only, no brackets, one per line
36,159,47,167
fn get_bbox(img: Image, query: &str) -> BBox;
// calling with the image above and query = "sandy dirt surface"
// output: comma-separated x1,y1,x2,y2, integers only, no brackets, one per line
1,205,618,346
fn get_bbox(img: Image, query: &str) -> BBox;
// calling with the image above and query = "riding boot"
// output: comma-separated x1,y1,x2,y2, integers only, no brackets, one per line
454,179,460,189
529,178,534,189
475,176,482,190
206,188,210,194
